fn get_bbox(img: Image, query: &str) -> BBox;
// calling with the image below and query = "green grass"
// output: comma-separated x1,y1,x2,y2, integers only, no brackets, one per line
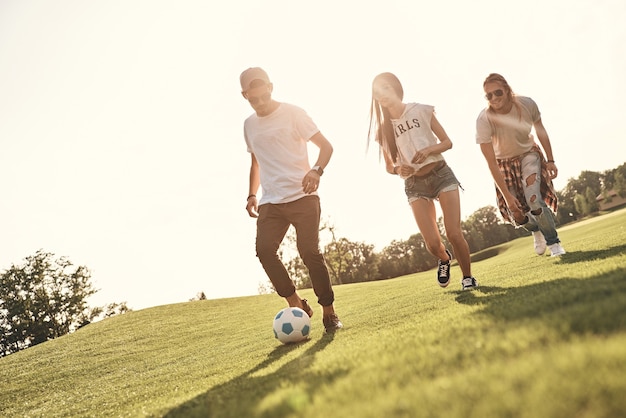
1,209,626,418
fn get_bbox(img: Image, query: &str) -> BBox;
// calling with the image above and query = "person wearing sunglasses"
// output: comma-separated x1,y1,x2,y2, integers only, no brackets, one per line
476,73,565,257
368,72,478,291
240,67,342,333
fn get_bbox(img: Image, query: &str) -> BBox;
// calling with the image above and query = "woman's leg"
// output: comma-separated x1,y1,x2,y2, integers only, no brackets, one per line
409,198,448,261
438,189,472,278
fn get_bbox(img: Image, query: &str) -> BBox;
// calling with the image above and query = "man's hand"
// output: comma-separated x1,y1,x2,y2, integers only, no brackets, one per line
246,196,259,218
546,161,558,179
302,170,321,194
504,192,525,223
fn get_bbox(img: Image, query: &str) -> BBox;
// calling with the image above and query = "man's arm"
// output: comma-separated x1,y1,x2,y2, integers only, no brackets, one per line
534,117,558,179
302,131,333,194
246,153,260,217
479,142,525,222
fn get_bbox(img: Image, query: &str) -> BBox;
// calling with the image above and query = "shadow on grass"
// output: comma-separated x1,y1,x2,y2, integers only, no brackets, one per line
470,246,508,263
551,243,626,264
164,332,345,418
454,266,626,336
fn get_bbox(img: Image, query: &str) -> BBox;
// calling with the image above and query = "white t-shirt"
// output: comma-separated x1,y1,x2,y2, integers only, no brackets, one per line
475,96,541,159
391,103,444,177
244,103,319,205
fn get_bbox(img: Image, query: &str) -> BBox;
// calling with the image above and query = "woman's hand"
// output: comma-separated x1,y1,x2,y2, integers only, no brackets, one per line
411,147,432,164
396,164,416,177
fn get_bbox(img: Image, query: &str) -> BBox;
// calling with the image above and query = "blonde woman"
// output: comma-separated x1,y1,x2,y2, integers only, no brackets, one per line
476,73,565,257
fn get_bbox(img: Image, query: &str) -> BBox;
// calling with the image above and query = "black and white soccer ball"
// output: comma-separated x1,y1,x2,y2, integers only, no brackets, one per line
272,307,311,344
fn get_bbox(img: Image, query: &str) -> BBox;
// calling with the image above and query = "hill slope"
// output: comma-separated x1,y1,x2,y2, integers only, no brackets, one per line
1,209,626,417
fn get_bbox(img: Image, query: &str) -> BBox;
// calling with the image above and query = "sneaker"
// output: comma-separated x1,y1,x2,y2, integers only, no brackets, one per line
461,276,478,290
437,249,452,288
532,231,547,255
301,299,314,318
548,243,566,257
323,313,343,333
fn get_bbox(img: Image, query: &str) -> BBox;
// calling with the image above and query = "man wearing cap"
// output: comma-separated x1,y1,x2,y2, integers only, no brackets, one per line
240,67,342,333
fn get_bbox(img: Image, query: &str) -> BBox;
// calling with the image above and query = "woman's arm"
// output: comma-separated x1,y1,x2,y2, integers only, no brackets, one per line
411,113,452,164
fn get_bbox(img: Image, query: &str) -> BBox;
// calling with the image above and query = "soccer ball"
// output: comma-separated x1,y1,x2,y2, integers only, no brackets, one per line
273,307,311,344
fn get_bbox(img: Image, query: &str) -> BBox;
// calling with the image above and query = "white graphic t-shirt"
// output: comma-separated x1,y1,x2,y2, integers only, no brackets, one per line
391,103,444,178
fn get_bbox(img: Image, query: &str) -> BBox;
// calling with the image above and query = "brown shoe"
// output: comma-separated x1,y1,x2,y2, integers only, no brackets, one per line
323,313,343,333
301,299,314,318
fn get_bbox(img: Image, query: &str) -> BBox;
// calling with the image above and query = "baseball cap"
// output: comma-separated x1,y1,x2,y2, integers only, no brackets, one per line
240,67,270,92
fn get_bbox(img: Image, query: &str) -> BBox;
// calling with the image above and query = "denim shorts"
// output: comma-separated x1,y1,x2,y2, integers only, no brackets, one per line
404,162,461,203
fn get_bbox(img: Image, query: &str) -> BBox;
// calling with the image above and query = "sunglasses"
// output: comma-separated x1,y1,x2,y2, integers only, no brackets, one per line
485,89,504,100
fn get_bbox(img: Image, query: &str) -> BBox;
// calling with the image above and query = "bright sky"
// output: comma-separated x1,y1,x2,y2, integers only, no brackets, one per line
1,0,625,311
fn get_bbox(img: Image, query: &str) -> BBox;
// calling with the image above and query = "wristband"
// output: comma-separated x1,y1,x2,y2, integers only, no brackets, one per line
547,160,555,163
311,165,324,176
247,194,256,200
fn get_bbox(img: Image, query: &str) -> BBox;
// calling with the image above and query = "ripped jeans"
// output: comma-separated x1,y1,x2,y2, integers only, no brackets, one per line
514,152,560,245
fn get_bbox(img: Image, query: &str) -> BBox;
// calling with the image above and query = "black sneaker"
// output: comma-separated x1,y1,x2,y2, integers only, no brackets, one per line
323,313,343,333
301,299,314,318
437,249,452,288
461,276,478,290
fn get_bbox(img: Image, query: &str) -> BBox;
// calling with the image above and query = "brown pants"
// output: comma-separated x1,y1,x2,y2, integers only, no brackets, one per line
256,195,335,306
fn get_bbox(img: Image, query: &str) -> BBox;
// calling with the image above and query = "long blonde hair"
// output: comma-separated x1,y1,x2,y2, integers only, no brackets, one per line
367,72,403,163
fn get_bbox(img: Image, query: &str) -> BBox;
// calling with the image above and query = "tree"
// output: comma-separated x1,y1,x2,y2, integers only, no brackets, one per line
378,239,415,279
604,164,626,198
555,190,578,225
569,170,603,197
0,250,98,356
378,233,433,279
461,206,525,252
585,186,600,213
560,170,603,220
574,193,590,216
324,238,379,284
613,168,626,199
599,163,626,197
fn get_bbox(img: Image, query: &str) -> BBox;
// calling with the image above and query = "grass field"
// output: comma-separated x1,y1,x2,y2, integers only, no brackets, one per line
1,209,625,418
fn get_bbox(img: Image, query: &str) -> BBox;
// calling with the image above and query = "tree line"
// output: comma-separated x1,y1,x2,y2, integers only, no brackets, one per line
2,162,624,356
274,162,626,290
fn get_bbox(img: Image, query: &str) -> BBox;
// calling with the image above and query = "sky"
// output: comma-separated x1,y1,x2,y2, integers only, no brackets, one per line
1,0,625,311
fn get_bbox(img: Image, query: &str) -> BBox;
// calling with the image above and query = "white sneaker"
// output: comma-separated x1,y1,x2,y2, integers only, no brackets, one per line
548,243,566,257
533,231,547,255
461,276,478,290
